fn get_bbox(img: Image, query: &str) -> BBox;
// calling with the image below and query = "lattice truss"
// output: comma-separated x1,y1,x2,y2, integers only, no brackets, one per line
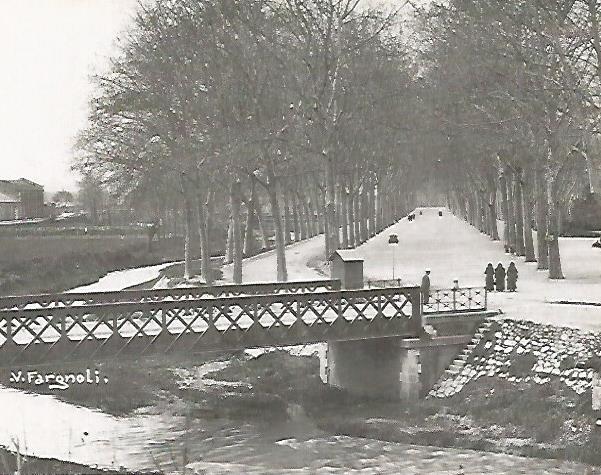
0,280,341,311
0,287,416,362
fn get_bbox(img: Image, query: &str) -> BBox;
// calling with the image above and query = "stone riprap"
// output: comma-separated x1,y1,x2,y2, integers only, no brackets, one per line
429,319,600,399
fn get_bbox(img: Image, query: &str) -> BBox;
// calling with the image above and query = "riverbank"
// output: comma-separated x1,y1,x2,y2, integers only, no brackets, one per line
0,236,186,296
0,446,154,475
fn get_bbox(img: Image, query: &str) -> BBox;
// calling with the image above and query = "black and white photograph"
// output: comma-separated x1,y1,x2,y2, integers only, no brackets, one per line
2,0,601,473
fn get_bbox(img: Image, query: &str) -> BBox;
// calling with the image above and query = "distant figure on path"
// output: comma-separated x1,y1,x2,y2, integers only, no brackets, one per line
495,263,506,292
421,269,431,304
484,263,495,292
507,262,518,292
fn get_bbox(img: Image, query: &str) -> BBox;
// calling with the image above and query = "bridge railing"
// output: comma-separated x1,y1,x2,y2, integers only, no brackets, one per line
422,287,487,314
366,278,402,289
0,286,420,365
0,279,342,311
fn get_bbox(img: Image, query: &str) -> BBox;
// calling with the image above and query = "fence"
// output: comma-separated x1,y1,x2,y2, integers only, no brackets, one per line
0,286,420,365
422,287,487,314
366,279,403,289
0,279,342,311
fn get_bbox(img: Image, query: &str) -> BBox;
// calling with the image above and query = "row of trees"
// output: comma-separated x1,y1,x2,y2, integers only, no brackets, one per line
76,0,601,283
75,0,422,283
413,0,601,279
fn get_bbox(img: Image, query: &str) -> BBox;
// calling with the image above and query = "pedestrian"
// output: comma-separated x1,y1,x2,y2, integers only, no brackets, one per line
484,263,495,292
494,263,506,292
421,269,431,304
507,262,518,292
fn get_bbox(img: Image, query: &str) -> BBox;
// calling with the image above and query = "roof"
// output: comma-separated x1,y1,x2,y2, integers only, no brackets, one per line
328,249,364,262
0,192,19,203
0,178,43,190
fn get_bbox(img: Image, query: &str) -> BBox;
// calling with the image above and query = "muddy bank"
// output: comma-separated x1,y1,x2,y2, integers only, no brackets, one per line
0,446,155,475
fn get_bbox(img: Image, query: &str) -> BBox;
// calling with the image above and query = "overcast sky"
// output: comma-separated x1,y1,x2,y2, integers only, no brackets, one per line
1,0,412,194
0,0,138,193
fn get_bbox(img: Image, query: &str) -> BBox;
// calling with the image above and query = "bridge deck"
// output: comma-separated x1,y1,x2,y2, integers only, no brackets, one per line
0,286,421,365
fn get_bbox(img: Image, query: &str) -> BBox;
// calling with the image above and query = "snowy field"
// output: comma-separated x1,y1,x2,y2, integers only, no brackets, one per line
66,261,180,293
223,207,601,331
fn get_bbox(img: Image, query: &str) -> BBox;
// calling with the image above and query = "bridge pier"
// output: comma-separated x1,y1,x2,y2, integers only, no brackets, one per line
324,250,486,401
325,338,403,399
324,335,472,400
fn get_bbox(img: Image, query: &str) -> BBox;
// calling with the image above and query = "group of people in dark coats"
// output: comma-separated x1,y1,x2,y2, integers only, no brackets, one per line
485,262,518,292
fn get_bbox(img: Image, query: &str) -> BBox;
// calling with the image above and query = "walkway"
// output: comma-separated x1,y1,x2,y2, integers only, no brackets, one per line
356,208,601,331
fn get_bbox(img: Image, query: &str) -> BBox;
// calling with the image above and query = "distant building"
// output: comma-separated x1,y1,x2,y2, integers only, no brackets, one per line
0,178,45,220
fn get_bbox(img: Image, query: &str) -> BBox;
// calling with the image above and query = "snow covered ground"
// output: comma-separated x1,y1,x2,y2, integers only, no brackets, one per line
223,207,601,332
67,261,180,293
221,236,326,283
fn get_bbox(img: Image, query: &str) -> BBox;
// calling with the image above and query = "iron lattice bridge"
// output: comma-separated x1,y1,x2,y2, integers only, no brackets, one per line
0,280,421,366
422,287,487,315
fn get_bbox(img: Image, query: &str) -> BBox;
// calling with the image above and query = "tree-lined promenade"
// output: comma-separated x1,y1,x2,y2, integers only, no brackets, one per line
75,0,421,285
416,0,601,280
74,0,601,284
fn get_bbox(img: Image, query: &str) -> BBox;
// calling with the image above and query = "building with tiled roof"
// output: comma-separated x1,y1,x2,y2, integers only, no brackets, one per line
0,179,45,221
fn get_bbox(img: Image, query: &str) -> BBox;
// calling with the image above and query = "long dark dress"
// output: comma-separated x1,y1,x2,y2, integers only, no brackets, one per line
484,265,495,291
494,264,506,292
507,265,518,291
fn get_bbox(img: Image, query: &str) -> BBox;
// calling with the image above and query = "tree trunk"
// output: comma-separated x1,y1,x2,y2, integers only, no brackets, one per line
291,190,301,242
264,180,287,281
488,184,500,240
302,177,316,237
506,170,517,253
535,166,549,270
196,185,212,285
313,175,324,234
181,179,194,280
299,190,310,240
353,190,361,247
243,184,256,257
283,188,292,245
499,173,510,252
359,189,368,243
375,176,383,232
204,190,214,284
348,185,356,248
513,173,526,256
225,218,234,264
325,156,339,254
368,176,376,237
341,177,349,248
522,180,536,262
548,199,564,279
230,180,243,284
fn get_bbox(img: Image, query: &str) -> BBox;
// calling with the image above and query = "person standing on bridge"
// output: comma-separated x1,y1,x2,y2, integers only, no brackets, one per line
484,263,495,292
494,263,506,292
507,262,518,292
421,269,431,304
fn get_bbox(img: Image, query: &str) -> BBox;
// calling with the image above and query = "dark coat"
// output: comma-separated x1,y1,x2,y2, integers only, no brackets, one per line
494,264,506,291
421,274,431,303
507,264,518,291
484,265,495,291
